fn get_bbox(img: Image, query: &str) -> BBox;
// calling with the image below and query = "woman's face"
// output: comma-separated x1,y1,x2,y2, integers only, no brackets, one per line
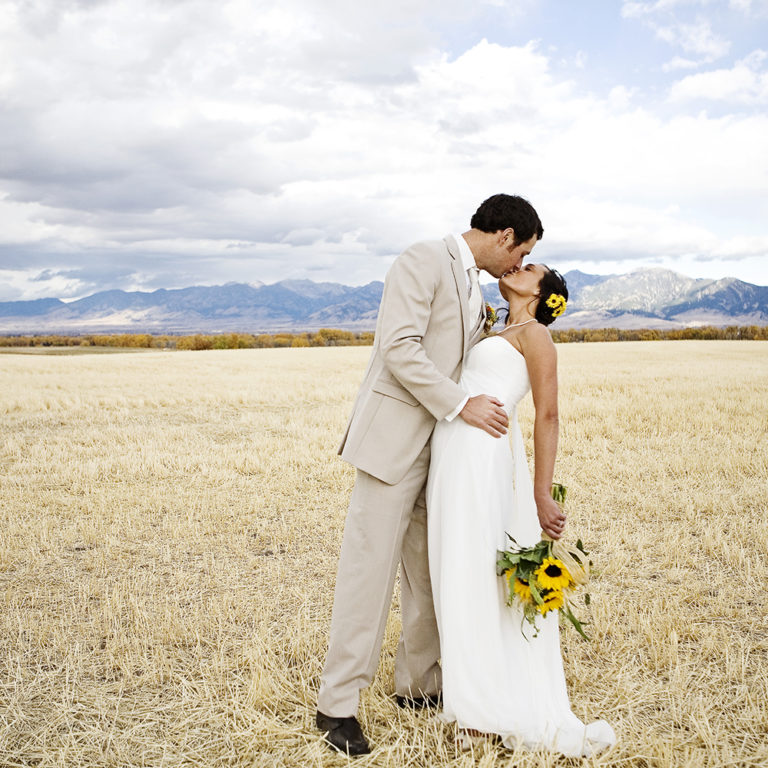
499,263,548,301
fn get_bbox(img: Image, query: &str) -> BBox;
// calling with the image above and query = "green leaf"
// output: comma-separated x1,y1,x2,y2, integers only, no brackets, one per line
519,614,534,642
550,483,567,504
561,602,590,641
575,539,589,556
528,579,544,605
496,553,515,575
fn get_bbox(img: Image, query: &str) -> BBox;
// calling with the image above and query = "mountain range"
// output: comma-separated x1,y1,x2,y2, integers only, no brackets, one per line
1,268,766,334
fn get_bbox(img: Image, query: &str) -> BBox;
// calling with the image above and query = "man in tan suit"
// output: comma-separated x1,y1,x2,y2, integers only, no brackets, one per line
316,194,544,754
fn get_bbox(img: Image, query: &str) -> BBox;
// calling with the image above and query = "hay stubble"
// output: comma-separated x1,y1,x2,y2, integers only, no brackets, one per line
0,341,766,766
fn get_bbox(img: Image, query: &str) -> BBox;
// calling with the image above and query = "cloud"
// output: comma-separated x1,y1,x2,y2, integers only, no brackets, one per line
622,1,714,19
668,49,768,101
0,266,88,301
622,1,732,66
0,0,767,300
729,0,768,14
663,55,703,70
655,18,731,58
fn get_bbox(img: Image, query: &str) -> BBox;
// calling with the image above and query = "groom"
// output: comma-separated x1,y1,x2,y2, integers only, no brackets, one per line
316,194,544,754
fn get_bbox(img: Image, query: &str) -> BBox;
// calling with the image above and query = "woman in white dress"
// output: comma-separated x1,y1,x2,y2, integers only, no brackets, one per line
427,264,615,756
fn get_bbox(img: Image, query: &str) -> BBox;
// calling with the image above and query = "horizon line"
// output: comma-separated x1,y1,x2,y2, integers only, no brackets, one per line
5,265,763,305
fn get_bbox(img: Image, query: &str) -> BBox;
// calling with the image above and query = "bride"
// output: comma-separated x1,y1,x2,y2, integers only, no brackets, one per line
426,264,616,756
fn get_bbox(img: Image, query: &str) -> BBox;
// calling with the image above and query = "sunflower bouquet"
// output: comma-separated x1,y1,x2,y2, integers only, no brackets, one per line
496,483,592,640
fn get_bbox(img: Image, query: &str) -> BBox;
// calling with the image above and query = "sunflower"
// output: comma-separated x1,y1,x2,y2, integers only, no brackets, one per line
545,293,567,317
538,590,564,615
513,577,532,603
535,557,573,591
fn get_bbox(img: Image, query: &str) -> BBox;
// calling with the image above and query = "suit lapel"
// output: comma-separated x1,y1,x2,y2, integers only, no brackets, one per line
445,235,471,354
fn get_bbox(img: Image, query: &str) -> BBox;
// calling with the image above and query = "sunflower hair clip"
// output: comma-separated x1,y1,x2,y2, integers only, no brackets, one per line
545,293,567,318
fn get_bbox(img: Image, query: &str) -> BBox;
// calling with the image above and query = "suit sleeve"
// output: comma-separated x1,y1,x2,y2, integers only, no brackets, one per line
377,243,467,421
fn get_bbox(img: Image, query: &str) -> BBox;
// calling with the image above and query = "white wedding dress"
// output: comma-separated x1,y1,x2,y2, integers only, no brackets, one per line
427,335,615,756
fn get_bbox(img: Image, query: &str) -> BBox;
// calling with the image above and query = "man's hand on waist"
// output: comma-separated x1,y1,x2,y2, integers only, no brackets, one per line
459,395,508,438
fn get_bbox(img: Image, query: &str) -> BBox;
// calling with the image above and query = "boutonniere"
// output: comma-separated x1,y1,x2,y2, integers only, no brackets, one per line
483,303,499,334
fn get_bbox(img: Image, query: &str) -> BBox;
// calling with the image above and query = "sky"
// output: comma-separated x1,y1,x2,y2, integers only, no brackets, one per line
0,0,767,302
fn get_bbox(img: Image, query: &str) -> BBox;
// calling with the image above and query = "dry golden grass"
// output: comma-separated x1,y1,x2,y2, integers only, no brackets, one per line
0,341,766,767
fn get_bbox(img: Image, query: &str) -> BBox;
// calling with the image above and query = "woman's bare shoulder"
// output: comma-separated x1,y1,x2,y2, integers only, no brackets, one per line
520,321,555,345
518,323,556,365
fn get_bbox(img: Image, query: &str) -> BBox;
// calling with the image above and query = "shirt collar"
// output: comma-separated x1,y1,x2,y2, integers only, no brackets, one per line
454,233,479,273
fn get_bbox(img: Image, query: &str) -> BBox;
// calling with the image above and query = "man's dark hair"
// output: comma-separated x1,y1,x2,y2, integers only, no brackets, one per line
535,267,568,327
470,194,544,245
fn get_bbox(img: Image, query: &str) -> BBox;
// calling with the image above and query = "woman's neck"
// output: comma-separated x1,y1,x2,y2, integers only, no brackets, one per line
505,297,536,327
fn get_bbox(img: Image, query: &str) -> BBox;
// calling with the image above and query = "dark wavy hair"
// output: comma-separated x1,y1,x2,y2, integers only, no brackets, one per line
534,267,568,327
470,194,544,246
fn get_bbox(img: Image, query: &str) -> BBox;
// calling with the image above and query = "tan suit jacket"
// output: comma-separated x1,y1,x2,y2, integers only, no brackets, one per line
339,235,486,485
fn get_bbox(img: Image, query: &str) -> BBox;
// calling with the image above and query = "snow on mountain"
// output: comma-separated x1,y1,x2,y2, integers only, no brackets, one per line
574,268,709,312
0,270,765,334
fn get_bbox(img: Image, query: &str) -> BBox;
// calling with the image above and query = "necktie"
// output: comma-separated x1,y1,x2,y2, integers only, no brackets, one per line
467,266,483,326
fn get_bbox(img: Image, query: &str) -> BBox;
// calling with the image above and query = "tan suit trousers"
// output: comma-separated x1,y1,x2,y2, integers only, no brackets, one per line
317,443,441,716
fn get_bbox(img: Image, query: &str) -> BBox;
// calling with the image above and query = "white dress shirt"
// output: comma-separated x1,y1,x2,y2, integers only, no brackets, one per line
444,233,482,422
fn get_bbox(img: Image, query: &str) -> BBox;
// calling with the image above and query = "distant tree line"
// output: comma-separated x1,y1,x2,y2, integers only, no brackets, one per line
0,325,766,349
0,329,376,349
549,325,768,342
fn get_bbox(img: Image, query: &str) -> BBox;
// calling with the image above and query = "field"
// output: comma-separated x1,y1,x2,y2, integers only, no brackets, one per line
1,341,767,767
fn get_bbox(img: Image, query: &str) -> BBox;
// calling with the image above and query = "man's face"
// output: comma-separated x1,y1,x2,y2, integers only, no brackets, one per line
498,262,548,302
487,230,539,278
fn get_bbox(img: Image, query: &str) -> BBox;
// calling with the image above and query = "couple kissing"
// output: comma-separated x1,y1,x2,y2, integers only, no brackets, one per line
315,194,615,757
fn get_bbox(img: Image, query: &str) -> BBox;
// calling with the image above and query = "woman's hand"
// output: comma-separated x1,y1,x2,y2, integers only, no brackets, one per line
536,496,566,540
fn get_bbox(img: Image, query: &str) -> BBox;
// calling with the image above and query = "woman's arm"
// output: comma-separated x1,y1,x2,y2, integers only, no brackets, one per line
519,324,567,539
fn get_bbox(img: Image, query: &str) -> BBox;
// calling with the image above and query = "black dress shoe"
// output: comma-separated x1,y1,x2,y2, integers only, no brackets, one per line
316,711,371,755
395,693,442,710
